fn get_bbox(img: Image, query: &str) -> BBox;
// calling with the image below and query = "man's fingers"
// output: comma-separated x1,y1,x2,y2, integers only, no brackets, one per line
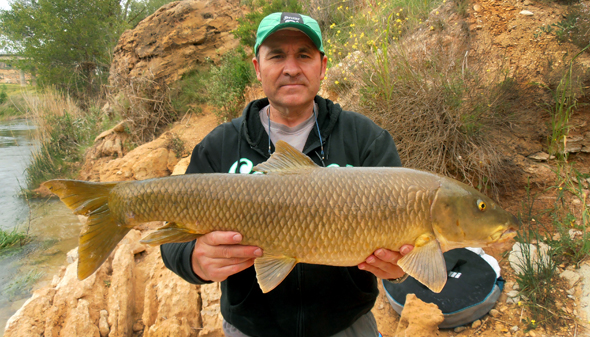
199,231,243,246
358,262,404,280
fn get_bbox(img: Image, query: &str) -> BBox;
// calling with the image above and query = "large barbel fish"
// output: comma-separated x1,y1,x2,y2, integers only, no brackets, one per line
43,141,518,293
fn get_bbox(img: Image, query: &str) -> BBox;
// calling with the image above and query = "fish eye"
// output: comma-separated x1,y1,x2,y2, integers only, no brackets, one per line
477,199,486,211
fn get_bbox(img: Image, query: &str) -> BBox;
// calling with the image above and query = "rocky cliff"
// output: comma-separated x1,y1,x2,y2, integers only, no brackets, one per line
109,0,241,86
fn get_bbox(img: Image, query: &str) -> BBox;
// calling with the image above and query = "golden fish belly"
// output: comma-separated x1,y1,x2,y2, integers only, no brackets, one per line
111,167,440,266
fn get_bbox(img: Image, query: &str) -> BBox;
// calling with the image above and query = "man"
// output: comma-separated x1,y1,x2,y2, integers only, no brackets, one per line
161,12,412,337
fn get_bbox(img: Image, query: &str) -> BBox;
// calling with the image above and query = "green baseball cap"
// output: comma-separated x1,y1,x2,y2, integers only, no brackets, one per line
254,12,324,55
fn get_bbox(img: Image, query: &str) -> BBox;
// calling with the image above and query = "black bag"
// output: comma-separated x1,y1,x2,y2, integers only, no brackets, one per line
382,248,504,329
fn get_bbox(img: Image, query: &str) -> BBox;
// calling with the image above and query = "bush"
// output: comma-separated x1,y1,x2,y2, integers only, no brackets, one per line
170,64,213,116
0,85,7,105
208,47,256,121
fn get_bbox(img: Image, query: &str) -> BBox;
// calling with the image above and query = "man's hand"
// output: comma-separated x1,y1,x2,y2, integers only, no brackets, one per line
358,245,414,280
192,231,263,282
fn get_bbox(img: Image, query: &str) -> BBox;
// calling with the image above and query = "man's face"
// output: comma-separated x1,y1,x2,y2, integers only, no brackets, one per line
253,29,327,112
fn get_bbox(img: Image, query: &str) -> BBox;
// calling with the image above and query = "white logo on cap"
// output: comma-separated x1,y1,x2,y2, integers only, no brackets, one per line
283,15,302,23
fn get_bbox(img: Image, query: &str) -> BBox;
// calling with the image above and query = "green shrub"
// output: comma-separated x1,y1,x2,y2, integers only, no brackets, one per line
170,64,212,116
0,85,7,104
208,47,256,121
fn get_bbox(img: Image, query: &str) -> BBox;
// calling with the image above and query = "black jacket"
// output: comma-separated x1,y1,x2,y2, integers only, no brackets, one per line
160,96,402,337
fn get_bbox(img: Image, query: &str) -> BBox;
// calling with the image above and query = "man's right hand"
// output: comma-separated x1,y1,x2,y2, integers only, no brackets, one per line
191,231,263,282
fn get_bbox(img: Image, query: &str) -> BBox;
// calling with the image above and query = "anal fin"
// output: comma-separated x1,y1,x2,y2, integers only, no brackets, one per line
140,222,202,246
397,233,447,293
254,253,298,293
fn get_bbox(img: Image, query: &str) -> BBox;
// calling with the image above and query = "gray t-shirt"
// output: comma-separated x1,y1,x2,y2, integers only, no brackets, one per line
259,104,317,152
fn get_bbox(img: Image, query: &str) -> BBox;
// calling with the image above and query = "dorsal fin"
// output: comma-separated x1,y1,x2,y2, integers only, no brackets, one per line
253,140,320,174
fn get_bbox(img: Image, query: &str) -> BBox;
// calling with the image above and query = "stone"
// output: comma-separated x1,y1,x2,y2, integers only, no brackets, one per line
473,4,481,11
119,229,147,255
394,294,444,337
523,0,531,5
51,275,60,288
472,319,482,329
201,282,223,336
132,147,171,180
489,309,501,317
66,247,79,264
560,270,580,288
569,229,583,239
511,325,519,332
454,326,467,333
108,244,136,337
99,310,110,337
3,288,56,337
509,242,551,275
60,299,101,337
527,152,552,161
142,251,202,336
109,0,241,86
520,10,534,15
172,156,191,176
133,319,144,332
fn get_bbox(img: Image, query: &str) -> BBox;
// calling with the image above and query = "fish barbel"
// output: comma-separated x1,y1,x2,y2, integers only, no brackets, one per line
43,141,518,293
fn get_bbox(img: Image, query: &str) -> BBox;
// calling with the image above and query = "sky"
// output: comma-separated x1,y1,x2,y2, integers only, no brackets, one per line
0,0,10,10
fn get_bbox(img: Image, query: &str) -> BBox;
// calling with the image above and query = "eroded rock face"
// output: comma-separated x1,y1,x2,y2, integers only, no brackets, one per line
395,294,444,337
142,250,202,337
109,0,241,86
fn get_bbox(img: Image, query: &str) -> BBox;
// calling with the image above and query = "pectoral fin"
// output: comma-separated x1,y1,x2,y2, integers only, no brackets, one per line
254,253,298,293
140,222,202,246
397,233,447,293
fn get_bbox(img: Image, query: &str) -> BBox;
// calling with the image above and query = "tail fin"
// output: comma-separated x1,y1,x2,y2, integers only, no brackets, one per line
42,179,132,280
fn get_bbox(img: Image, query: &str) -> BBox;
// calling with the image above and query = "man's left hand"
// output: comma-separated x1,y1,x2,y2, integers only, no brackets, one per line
358,245,413,280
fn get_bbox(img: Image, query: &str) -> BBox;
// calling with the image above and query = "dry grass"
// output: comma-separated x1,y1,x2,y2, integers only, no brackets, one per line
23,89,102,190
327,3,524,198
109,73,178,144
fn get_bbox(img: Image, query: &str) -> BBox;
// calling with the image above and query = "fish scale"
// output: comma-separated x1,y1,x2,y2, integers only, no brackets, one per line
43,140,518,293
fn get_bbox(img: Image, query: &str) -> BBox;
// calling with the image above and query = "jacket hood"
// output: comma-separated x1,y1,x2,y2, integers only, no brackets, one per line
231,96,342,157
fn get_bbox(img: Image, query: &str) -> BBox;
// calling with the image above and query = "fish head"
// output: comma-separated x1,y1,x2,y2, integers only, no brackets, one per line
430,177,519,252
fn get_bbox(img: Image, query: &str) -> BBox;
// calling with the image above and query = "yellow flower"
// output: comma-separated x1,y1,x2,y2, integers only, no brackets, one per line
329,58,332,62
327,39,331,43
396,13,400,16
518,301,522,306
346,6,349,9
335,81,339,84
531,320,536,324
344,77,347,80
360,33,364,38
337,30,341,34
317,6,320,10
350,23,355,27
430,26,434,30
436,11,439,15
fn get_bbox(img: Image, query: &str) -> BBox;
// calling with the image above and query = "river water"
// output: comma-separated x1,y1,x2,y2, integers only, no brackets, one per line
0,119,80,336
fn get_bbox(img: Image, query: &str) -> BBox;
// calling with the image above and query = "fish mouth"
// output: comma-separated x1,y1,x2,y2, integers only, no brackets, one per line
498,227,517,241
